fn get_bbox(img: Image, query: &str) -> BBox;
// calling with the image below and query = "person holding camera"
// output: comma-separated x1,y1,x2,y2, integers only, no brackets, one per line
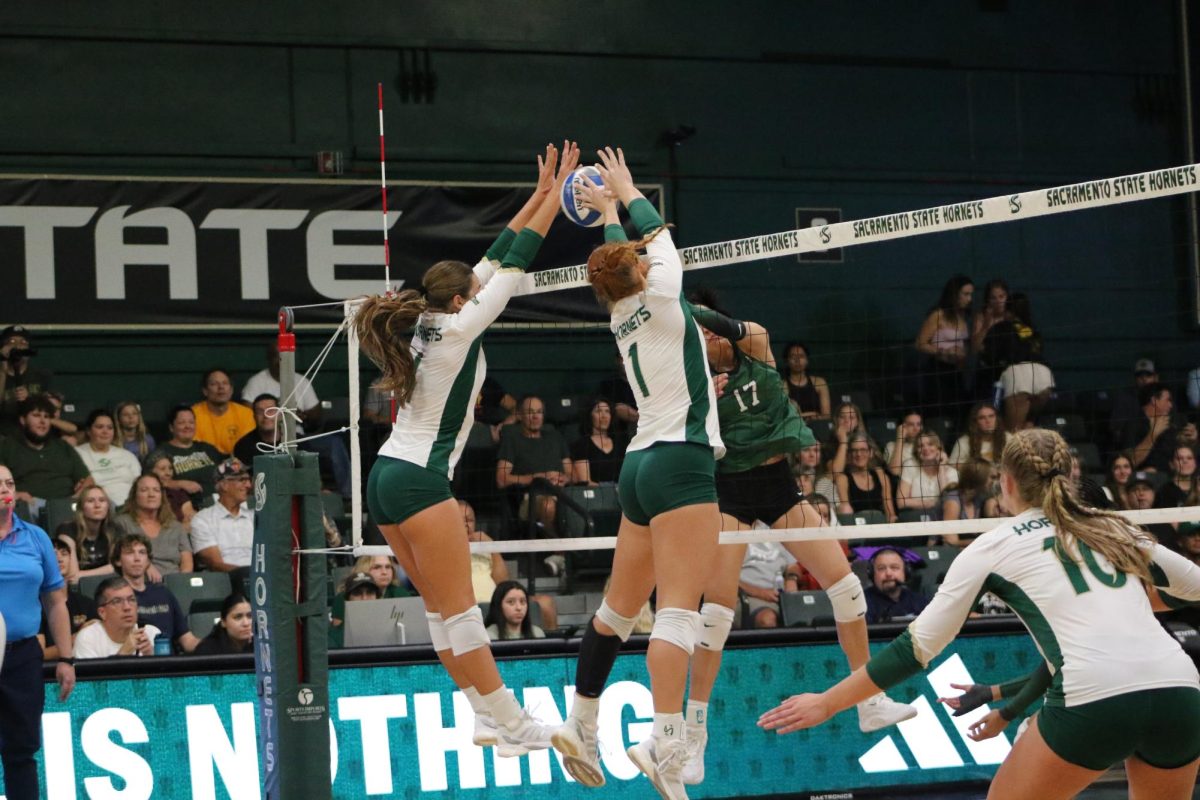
0,326,52,428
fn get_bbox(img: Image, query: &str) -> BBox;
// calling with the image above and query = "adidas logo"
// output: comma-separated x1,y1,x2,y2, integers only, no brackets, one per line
858,654,1012,772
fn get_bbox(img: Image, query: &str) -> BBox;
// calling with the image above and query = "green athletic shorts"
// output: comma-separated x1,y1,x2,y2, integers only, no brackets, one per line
366,456,454,525
1038,686,1200,770
617,441,717,526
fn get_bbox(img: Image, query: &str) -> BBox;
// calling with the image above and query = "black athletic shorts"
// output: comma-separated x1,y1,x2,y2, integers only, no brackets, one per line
715,458,801,526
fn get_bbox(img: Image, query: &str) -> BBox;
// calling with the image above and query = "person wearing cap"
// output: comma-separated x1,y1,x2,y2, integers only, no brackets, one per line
0,325,52,429
1177,523,1200,567
1127,474,1179,545
328,571,382,649
191,369,256,456
1109,358,1160,441
189,457,254,573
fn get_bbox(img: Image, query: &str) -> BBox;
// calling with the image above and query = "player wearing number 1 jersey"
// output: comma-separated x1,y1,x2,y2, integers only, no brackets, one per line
552,147,722,800
760,428,1200,800
676,296,915,785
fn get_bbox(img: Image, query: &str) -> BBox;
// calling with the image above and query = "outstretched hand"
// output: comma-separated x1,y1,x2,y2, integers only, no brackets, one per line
595,146,635,204
937,682,995,717
533,142,558,195
554,140,581,188
757,693,832,734
577,175,616,215
967,709,1010,741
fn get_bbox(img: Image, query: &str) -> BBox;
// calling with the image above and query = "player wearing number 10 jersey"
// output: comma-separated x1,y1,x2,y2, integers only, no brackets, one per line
759,428,1200,800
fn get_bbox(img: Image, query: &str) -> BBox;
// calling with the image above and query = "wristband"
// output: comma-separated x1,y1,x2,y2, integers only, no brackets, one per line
59,657,75,667
949,683,993,717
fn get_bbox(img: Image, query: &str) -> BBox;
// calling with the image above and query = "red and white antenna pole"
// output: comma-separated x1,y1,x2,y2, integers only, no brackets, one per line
378,82,391,292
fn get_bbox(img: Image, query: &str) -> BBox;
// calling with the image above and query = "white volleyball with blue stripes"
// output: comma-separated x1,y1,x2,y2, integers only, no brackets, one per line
560,166,605,227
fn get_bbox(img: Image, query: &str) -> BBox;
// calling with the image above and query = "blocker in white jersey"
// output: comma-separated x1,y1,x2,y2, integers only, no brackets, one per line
608,225,723,460
377,256,519,479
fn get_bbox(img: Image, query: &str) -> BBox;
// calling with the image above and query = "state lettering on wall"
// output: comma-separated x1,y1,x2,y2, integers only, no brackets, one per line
795,207,843,263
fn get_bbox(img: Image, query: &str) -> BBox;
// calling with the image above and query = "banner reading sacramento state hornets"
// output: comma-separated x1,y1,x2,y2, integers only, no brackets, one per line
0,175,659,326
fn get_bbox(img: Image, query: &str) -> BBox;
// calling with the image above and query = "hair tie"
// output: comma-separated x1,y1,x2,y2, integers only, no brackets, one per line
1045,468,1064,479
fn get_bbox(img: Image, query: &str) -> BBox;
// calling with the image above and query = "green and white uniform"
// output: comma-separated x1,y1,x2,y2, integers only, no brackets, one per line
714,348,814,474
868,509,1200,706
377,256,523,479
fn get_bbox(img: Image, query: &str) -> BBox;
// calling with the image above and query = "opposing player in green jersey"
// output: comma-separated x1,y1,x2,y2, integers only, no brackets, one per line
355,141,579,758
761,428,1200,800
677,295,915,785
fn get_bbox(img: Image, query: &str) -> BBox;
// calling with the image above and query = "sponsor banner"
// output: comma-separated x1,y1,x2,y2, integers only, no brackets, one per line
517,162,1200,295
0,175,635,326
1,634,1039,799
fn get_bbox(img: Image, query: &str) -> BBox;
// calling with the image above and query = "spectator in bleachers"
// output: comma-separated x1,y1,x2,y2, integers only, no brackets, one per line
915,275,973,420
1103,451,1134,510
738,539,794,629
114,401,155,461
1176,523,1200,567
884,411,924,477
0,325,52,428
330,554,412,632
835,432,897,522
485,581,546,640
1128,475,1157,511
496,395,571,575
74,409,141,506
807,493,837,527
864,547,929,623
241,346,352,498
939,458,998,546
990,293,1054,431
1154,445,1199,509
55,485,116,580
596,352,639,435
155,404,222,510
971,278,1013,396
191,369,255,456
44,390,79,445
192,592,253,655
463,500,509,603
0,396,92,517
474,376,518,428
795,441,839,505
328,571,383,649
824,400,875,474
74,577,159,659
233,393,281,465
1110,358,1160,441
190,458,253,573
1121,383,1181,472
948,402,1007,469
112,473,193,579
112,532,199,654
896,431,958,517
38,535,96,659
570,398,626,485
782,342,830,421
147,454,196,528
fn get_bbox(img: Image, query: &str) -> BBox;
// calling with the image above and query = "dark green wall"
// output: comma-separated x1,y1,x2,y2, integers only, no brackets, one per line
2,1,1195,413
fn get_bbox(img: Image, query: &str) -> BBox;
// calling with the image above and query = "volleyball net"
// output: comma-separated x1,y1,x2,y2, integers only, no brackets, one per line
272,160,1200,563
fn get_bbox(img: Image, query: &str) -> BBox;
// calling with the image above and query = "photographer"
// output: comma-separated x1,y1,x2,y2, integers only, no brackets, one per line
0,326,52,428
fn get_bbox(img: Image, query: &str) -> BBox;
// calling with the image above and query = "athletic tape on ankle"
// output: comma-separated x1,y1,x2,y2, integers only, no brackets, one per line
826,572,867,623
445,606,491,656
426,611,451,652
649,607,701,655
696,603,735,652
594,599,637,642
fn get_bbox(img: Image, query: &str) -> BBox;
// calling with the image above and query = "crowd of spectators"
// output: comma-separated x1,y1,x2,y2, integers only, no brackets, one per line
2,275,1199,654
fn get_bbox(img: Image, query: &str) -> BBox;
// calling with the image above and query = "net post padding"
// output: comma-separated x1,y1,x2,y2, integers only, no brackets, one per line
251,451,331,800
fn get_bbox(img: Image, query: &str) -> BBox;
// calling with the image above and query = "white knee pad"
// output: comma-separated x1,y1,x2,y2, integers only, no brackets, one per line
426,612,451,652
444,606,490,656
594,599,637,642
649,607,701,655
696,603,735,652
826,572,867,624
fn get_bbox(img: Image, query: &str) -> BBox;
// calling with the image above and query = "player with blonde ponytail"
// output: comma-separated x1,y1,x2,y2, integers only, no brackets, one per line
758,428,1200,800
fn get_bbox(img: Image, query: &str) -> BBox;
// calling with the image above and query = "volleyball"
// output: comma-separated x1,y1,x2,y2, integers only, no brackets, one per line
560,166,605,227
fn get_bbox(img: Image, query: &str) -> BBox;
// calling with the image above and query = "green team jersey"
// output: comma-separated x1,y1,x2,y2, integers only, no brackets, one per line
715,347,815,473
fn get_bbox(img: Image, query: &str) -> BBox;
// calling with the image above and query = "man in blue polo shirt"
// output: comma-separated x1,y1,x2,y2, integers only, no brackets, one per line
0,463,75,800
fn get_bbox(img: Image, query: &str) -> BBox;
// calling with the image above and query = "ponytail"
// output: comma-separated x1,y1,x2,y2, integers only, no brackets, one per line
1002,429,1152,584
353,290,428,407
586,227,669,306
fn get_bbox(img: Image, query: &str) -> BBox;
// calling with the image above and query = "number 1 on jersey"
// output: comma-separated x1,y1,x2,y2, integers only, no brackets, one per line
628,342,651,398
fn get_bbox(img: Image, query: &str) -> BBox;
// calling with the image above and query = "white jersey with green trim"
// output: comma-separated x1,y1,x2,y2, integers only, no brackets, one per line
608,228,723,458
377,258,520,478
903,508,1200,707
